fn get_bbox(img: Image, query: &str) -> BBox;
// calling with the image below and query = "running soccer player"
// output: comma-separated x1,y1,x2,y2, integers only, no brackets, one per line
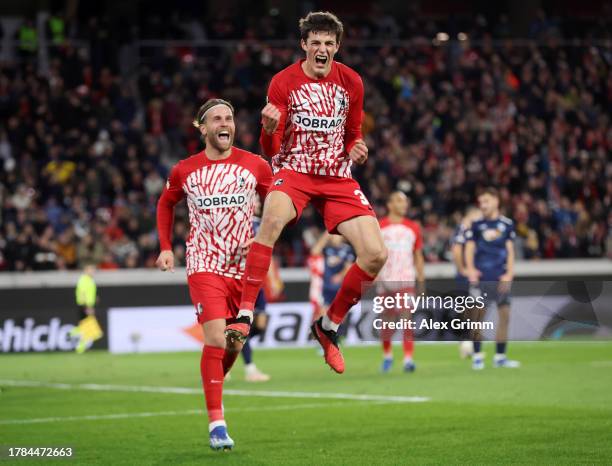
156,99,272,451
229,11,388,374
376,192,424,373
465,188,520,370
450,207,481,359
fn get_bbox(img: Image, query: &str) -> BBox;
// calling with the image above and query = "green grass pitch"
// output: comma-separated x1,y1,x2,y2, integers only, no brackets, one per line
2,342,611,465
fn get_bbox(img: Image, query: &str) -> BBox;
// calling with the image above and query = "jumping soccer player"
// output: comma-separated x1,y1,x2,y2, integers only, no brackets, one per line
156,99,272,451
376,192,424,373
465,188,520,370
229,11,387,374
450,207,481,359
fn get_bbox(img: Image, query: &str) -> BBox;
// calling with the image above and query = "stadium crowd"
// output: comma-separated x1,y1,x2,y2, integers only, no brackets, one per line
0,9,610,270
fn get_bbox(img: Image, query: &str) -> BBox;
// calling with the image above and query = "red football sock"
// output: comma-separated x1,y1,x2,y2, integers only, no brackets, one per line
239,242,273,311
200,345,225,423
327,263,375,324
382,339,392,356
222,349,241,375
403,328,414,359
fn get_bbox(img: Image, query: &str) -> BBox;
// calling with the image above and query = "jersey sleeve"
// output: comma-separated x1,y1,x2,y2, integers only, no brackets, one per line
157,164,185,251
344,73,364,154
413,222,423,251
256,158,273,201
466,224,476,242
260,74,288,157
507,220,516,241
452,226,466,245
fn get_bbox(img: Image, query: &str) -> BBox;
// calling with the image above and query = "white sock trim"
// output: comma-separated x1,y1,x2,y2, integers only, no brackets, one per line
473,352,484,360
209,420,226,432
237,309,254,324
321,314,339,332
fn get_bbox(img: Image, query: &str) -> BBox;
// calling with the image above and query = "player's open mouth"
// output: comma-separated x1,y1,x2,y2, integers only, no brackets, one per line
218,131,231,142
315,55,328,65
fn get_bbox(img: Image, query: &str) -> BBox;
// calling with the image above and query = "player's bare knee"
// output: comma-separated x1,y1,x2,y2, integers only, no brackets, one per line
367,244,388,273
206,332,227,349
258,214,286,243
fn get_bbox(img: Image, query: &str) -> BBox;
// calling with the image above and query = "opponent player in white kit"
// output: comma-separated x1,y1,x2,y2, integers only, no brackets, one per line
376,191,425,373
156,99,272,451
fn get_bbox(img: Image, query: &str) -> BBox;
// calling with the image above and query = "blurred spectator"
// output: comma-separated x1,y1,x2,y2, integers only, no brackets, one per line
0,9,610,271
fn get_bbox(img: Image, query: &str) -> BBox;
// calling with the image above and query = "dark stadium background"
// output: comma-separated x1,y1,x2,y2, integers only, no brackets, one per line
0,0,610,272
1,3,611,464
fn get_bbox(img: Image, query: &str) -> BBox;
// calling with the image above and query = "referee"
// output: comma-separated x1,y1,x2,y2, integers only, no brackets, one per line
71,263,98,353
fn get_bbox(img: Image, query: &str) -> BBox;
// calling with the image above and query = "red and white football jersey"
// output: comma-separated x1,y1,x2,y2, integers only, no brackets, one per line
260,59,364,178
377,217,423,284
157,147,272,278
307,253,324,305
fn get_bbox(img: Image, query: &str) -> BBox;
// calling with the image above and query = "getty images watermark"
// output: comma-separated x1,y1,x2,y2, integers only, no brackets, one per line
352,280,611,342
371,289,493,332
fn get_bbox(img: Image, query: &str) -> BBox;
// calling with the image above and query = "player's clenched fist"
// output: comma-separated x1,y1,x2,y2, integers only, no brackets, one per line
349,139,368,165
156,250,175,272
261,103,281,135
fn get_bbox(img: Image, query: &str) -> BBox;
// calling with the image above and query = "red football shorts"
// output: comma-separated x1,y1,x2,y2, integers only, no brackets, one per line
188,272,242,324
268,169,376,233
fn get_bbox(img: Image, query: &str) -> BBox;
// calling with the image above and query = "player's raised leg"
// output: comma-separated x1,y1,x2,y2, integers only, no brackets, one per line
312,215,387,373
228,191,296,341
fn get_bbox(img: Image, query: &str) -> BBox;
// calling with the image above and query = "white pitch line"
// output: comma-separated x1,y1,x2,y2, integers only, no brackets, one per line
0,401,394,426
0,409,202,425
0,380,430,403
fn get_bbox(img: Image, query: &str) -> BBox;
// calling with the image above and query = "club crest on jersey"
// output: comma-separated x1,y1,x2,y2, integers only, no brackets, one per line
195,193,248,209
274,179,284,186
482,228,502,242
293,113,344,132
237,175,246,188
